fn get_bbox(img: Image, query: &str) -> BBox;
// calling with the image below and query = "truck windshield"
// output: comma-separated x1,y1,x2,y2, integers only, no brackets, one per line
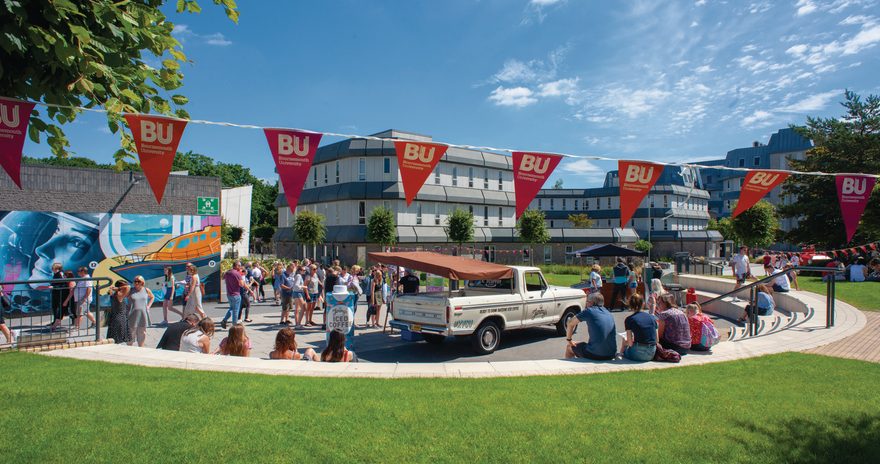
466,279,513,290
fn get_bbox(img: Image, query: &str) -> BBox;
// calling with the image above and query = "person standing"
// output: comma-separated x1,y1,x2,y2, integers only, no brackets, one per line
305,265,320,326
71,266,96,330
252,262,266,303
220,261,247,330
368,269,384,328
107,280,131,344
588,264,603,295
292,266,308,329
160,266,183,325
609,258,629,310
564,293,617,361
279,263,295,326
1,287,15,346
272,262,284,305
127,276,155,347
729,246,752,302
48,263,67,331
183,264,205,319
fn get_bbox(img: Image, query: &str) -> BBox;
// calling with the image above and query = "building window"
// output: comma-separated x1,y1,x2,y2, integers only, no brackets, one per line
544,245,552,264
324,165,328,184
738,158,745,167
663,195,668,207
650,218,654,229
739,178,744,187
585,199,590,210
383,158,391,174
607,219,611,227
358,158,366,182
416,203,422,225
574,199,579,210
550,220,554,228
484,169,489,189
468,167,474,188
597,199,601,210
538,199,542,209
483,206,489,226
358,201,366,225
565,245,573,264
753,156,760,166
562,199,567,210
383,200,390,211
498,207,503,226
335,161,340,183
650,195,655,207
663,218,668,231
468,205,473,216
452,167,458,186
522,248,530,263
434,166,440,185
607,197,611,208
550,198,555,210
434,203,440,225
312,167,317,187
498,171,503,190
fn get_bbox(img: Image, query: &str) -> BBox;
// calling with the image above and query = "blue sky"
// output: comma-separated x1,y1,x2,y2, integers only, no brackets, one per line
23,0,880,187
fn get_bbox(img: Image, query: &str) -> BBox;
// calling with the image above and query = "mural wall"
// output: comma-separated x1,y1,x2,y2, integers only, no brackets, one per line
0,211,221,314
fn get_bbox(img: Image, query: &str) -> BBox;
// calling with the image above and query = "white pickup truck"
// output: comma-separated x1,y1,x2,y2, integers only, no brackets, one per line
389,266,587,354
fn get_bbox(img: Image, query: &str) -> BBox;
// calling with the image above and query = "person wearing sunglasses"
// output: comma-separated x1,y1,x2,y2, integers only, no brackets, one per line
128,275,155,347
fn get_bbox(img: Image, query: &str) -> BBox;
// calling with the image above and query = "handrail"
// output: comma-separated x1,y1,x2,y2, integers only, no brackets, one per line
694,266,837,336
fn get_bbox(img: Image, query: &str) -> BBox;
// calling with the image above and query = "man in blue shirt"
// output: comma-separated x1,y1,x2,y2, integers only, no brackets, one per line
564,293,617,361
609,258,630,310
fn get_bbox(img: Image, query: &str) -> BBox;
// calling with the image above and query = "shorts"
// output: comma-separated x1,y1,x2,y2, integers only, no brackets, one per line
571,342,615,361
163,286,173,300
735,273,750,284
309,293,319,302
772,284,789,293
281,294,293,311
624,343,655,362
588,287,601,294
629,282,637,289
366,305,377,317
292,291,304,300
75,299,91,316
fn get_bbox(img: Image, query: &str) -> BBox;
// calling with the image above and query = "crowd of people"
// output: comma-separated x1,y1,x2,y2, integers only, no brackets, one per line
564,279,721,363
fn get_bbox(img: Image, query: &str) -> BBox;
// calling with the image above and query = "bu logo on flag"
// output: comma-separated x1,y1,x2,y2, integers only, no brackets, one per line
624,164,654,184
749,172,781,186
140,120,173,144
0,103,20,127
277,134,310,157
402,143,436,163
841,177,867,195
519,154,550,174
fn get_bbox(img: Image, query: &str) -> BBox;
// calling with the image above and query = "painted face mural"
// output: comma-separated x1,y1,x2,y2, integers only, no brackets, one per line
0,211,221,313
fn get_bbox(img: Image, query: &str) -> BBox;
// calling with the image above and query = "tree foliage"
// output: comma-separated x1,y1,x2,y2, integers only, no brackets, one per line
568,213,592,228
292,210,326,247
780,90,880,248
553,178,564,189
445,208,474,253
517,210,550,265
731,200,779,249
0,0,238,163
708,217,738,243
634,239,653,253
365,206,396,248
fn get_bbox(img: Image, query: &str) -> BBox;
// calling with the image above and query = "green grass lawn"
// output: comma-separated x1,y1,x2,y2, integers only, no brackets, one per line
543,273,584,287
2,352,879,463
796,276,880,311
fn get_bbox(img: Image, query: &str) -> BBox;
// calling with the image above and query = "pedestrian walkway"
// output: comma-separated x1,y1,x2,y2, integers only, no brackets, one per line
806,311,880,363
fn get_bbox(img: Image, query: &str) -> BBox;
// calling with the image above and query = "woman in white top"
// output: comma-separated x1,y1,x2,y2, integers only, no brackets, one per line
588,264,603,294
180,317,215,354
184,264,205,319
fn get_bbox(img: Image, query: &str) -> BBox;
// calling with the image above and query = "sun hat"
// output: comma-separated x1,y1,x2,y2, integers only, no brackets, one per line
331,284,350,300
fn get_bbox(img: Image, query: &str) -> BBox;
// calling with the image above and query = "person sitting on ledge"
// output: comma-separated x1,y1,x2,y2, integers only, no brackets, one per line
564,292,617,361
621,293,657,362
656,293,691,355
740,284,775,322
217,324,251,357
867,258,880,282
156,313,200,351
321,330,354,362
270,327,319,361
180,318,215,354
848,257,869,282
766,265,791,293
686,303,718,351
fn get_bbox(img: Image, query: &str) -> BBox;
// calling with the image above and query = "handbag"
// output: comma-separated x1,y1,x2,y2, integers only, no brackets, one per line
653,344,681,363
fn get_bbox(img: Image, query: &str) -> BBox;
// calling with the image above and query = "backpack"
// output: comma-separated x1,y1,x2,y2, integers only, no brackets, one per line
653,344,681,363
699,320,720,348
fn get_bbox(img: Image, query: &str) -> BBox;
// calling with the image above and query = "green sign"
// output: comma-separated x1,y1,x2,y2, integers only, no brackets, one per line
197,197,219,215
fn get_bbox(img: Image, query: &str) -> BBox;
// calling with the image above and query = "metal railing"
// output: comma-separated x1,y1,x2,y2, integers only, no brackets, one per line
1,277,113,348
697,267,836,337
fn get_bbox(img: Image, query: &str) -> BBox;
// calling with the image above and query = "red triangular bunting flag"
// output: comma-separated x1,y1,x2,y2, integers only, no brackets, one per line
618,161,664,227
264,129,323,214
836,174,877,243
393,141,448,206
0,97,36,188
732,170,790,218
512,151,563,219
124,114,187,203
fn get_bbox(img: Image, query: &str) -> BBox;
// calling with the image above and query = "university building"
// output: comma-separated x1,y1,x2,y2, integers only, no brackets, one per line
273,130,721,265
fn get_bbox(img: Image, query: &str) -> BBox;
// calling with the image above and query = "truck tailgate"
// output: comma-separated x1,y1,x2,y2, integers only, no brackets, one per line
392,294,448,329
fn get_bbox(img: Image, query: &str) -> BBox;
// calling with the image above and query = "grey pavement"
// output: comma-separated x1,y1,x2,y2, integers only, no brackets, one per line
142,290,735,363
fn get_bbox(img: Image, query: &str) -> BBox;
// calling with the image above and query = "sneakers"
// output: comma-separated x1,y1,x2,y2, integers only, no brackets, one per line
731,297,741,303
294,324,305,330
221,320,228,330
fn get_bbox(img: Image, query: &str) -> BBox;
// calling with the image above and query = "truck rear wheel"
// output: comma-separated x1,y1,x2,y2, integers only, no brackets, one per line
471,321,501,355
556,308,578,336
423,334,445,344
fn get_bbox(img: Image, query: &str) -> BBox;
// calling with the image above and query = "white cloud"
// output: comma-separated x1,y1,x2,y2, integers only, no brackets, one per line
786,44,808,56
523,0,566,24
694,64,714,73
488,86,538,107
695,0,707,5
562,159,602,174
796,0,817,16
672,60,690,67
585,115,614,123
537,78,581,103
583,136,601,145
839,15,875,25
530,0,563,5
742,110,774,127
172,24,191,35
622,134,637,140
493,59,541,83
602,88,672,118
749,2,772,14
777,89,841,112
204,33,232,46
690,20,699,27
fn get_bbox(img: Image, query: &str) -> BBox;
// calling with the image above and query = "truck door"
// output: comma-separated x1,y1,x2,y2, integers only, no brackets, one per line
523,271,553,325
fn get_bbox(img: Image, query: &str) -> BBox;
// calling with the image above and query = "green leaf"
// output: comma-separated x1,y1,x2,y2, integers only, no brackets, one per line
171,94,188,105
176,0,186,12
75,78,94,94
69,24,91,43
162,58,180,70
120,88,142,105
169,48,187,62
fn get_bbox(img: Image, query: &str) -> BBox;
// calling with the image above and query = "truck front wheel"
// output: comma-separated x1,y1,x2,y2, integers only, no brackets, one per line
471,321,501,354
556,308,578,336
